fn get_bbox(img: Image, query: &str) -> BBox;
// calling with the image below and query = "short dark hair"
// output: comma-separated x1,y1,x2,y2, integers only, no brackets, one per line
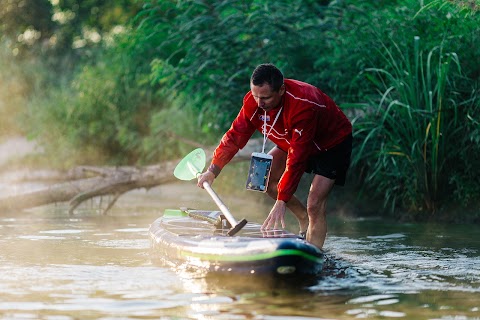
251,63,284,92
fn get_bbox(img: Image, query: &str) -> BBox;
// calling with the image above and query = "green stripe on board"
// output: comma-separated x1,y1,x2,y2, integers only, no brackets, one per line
181,249,323,264
163,209,187,217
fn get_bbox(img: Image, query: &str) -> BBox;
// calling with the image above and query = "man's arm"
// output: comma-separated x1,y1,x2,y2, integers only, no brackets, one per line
276,108,318,202
207,97,257,177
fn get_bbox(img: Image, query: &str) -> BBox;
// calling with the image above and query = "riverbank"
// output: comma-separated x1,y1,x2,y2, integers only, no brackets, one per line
0,136,478,224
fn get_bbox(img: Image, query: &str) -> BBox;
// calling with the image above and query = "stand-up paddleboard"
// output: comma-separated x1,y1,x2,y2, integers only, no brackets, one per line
149,208,324,277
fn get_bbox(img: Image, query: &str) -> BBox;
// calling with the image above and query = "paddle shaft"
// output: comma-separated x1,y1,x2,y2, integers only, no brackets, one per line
202,181,238,227
174,149,247,236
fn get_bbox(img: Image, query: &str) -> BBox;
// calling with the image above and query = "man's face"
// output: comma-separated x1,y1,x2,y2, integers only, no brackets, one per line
250,82,285,111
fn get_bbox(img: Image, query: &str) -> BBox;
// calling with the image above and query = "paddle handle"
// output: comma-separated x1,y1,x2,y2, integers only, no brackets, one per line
202,181,238,226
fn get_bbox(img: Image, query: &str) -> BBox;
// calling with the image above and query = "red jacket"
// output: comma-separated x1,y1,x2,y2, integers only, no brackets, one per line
210,79,352,202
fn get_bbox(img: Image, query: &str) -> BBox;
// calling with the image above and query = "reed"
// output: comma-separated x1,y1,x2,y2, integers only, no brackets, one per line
352,36,462,214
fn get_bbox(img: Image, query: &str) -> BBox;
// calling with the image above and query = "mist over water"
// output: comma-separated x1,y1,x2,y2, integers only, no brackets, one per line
0,182,479,319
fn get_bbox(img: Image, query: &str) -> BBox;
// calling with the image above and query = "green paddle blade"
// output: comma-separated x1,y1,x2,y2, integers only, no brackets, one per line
174,148,206,181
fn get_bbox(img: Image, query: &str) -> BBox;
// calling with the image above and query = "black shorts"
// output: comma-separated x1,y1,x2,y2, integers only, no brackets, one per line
305,133,352,186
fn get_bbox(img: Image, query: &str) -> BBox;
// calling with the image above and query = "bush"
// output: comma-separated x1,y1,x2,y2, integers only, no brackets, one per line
25,28,168,165
351,35,479,217
139,0,336,132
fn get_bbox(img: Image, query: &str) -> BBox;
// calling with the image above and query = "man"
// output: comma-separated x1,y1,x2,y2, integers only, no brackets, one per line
197,63,352,249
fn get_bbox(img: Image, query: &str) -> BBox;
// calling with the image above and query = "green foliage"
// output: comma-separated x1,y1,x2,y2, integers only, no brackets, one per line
0,0,141,46
2,0,480,219
0,41,49,137
24,22,216,165
25,27,165,165
416,0,480,17
134,0,479,217
351,36,479,216
139,0,332,131
0,43,26,136
0,0,144,141
0,0,54,45
142,100,216,162
308,0,480,104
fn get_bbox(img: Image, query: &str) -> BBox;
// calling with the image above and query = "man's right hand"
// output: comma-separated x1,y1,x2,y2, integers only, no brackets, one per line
197,170,215,189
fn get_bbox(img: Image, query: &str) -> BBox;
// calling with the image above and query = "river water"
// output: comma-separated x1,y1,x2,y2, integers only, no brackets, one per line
0,181,479,320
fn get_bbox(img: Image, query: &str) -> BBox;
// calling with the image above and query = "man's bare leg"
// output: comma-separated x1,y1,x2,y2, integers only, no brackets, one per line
266,147,309,233
306,175,335,249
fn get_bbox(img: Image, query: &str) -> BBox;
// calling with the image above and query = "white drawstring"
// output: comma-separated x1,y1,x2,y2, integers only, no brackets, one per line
262,107,283,153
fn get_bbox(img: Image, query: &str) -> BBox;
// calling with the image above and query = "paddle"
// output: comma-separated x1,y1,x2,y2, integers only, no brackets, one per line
173,148,248,236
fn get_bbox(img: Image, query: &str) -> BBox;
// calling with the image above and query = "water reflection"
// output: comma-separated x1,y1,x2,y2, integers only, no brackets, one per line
0,184,479,319
0,265,191,317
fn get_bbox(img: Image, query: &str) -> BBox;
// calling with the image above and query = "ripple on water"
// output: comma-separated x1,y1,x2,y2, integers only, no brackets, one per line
1,198,479,319
366,233,407,240
0,261,244,319
322,233,480,294
93,239,151,249
114,227,149,233
39,230,84,234
17,235,65,240
347,294,398,304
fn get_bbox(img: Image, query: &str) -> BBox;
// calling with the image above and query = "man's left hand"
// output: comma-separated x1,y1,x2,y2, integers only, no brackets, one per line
261,200,287,230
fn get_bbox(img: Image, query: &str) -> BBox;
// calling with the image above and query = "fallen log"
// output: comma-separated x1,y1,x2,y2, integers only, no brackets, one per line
0,139,265,214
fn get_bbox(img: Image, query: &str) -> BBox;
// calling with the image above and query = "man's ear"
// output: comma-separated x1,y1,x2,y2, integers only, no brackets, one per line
279,83,286,95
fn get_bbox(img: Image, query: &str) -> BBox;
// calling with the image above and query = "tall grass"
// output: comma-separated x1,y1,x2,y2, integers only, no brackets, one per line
352,36,465,215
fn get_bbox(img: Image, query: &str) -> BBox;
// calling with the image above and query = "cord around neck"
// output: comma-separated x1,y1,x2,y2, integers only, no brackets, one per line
262,106,283,153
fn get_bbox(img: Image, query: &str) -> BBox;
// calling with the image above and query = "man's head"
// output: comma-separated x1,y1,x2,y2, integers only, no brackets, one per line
250,64,285,111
